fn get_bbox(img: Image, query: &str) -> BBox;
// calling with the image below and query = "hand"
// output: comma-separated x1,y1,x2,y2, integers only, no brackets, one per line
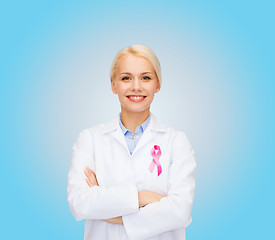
84,166,99,187
101,191,165,224
103,216,123,225
138,190,166,208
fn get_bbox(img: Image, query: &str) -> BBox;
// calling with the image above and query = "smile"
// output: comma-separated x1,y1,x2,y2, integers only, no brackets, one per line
127,95,147,102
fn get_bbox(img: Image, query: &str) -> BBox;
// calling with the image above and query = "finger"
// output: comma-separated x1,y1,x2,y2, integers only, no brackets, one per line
84,169,91,177
86,166,93,172
85,167,94,176
85,167,95,176
86,177,93,187
85,167,99,186
88,168,95,175
89,173,98,186
88,169,98,185
85,170,98,185
94,174,99,185
90,170,99,185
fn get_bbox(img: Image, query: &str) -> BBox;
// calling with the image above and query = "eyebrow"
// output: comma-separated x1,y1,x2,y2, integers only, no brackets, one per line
120,72,153,75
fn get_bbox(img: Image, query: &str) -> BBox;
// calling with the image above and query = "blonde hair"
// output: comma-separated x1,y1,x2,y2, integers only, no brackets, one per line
110,44,162,88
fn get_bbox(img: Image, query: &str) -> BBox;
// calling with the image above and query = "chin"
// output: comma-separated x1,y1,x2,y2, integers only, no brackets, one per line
122,106,150,114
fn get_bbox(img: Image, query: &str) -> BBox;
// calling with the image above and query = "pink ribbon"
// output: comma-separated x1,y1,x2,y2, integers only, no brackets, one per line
148,145,162,176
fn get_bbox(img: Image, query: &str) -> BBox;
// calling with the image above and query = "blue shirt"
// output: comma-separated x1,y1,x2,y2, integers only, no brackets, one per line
119,112,151,155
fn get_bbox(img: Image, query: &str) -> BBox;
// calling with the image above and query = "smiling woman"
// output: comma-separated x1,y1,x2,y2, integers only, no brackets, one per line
111,52,161,130
67,44,196,240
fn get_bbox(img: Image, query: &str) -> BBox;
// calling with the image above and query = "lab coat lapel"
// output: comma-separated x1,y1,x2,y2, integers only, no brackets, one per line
132,112,168,156
101,112,168,156
102,113,129,153
111,128,129,152
132,125,152,156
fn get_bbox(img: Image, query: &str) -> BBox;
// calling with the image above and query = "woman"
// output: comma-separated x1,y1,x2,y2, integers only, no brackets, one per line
67,45,196,240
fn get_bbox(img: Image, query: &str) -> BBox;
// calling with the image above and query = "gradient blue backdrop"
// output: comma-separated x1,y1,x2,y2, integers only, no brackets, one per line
1,1,274,239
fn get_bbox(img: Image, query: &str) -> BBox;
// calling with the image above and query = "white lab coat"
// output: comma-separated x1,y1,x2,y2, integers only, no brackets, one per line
67,112,196,240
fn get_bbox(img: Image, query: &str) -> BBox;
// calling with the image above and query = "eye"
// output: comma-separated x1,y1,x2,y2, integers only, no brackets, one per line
122,76,130,80
143,76,151,80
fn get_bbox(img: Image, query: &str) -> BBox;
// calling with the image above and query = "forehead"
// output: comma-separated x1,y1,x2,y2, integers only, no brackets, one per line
117,54,154,73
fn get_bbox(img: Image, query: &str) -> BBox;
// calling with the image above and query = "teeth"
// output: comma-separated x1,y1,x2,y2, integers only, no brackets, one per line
130,96,144,100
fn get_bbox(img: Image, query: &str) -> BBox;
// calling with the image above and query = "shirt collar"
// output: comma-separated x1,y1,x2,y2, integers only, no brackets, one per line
101,111,168,134
119,112,151,135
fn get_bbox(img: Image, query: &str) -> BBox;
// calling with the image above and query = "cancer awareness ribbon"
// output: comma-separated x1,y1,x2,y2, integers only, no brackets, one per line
148,145,162,176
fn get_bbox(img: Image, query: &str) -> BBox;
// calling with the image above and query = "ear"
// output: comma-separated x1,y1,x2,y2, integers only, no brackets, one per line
111,78,117,94
155,81,161,93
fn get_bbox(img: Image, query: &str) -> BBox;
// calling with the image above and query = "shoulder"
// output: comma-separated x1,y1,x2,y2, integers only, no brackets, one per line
73,119,112,149
76,113,118,140
82,123,106,136
150,112,192,144
154,115,194,154
167,127,193,148
77,122,108,139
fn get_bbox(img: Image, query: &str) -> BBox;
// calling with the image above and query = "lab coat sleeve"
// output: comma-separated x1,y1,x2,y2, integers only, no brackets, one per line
67,129,139,221
122,132,196,240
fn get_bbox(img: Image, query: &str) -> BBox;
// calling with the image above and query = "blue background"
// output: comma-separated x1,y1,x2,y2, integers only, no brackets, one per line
1,0,274,239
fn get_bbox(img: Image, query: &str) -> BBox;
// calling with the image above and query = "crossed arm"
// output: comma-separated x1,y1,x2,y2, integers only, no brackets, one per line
84,166,165,225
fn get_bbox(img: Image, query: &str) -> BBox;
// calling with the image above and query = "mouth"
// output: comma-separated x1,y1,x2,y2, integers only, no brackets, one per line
126,95,147,102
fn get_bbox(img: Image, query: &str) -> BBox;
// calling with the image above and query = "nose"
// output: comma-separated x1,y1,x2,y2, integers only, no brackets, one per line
131,78,142,91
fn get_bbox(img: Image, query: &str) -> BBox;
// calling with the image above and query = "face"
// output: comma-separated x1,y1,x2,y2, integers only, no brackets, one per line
111,54,160,114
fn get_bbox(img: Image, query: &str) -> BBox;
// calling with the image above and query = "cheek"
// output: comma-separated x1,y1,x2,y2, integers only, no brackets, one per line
147,81,159,93
116,84,128,96
147,87,157,96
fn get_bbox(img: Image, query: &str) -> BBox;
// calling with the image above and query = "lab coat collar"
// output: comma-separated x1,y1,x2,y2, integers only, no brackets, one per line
102,111,168,134
101,112,168,156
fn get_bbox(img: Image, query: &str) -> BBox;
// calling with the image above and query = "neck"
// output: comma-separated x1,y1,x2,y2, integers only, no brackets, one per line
120,108,150,135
